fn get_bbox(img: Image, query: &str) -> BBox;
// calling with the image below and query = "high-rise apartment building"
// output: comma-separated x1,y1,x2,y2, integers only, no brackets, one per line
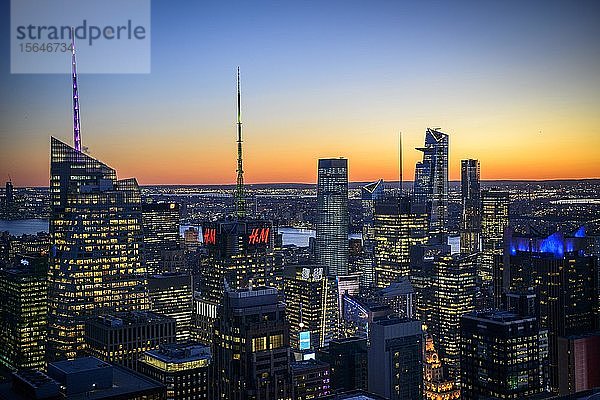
480,190,509,284
460,159,481,254
316,158,349,276
368,318,424,400
213,286,292,399
48,138,149,360
373,196,428,288
414,128,449,237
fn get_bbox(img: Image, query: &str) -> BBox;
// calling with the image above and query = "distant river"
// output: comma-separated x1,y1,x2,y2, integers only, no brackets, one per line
0,219,49,235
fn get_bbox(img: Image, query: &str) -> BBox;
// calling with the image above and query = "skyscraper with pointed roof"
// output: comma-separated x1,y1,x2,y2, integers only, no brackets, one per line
414,128,449,237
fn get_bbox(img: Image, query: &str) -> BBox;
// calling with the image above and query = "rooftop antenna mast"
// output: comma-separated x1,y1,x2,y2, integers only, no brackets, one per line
235,67,246,219
398,131,403,196
71,27,82,152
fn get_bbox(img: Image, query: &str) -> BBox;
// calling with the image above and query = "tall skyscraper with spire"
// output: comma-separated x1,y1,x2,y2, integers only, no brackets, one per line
414,128,449,237
47,38,148,360
194,69,279,344
71,27,82,153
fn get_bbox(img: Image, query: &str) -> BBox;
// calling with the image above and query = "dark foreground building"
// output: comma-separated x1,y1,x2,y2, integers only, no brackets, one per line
213,286,292,399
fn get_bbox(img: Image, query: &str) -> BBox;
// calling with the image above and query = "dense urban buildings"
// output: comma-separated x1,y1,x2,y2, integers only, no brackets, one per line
414,128,449,237
316,158,349,276
47,138,149,360
423,334,460,400
291,359,331,399
321,336,368,393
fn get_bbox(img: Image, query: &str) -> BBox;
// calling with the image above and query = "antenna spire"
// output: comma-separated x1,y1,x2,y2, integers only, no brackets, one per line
235,67,246,219
71,27,82,152
398,131,403,195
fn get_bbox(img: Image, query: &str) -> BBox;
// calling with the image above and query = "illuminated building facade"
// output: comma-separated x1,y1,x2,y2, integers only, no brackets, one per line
142,202,182,274
496,229,599,393
361,179,385,290
480,189,509,284
414,128,449,237
84,311,176,371
48,137,149,360
459,159,481,254
139,343,211,400
291,359,331,399
148,273,193,340
284,265,339,351
373,196,428,288
374,278,415,319
316,158,349,276
460,310,546,399
213,286,292,399
431,253,477,380
423,335,460,400
196,218,278,344
0,255,47,371
368,318,424,400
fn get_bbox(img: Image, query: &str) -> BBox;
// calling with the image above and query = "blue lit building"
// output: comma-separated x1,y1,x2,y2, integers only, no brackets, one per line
495,227,599,394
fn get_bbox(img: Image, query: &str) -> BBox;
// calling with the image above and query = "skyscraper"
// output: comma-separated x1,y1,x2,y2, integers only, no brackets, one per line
195,70,280,344
368,317,424,400
430,253,477,380
480,189,509,284
496,229,598,393
460,159,481,254
414,128,449,237
373,196,428,288
316,158,349,276
213,286,292,399
284,265,339,351
48,138,149,360
142,202,182,274
0,255,47,371
460,310,547,399
361,179,385,290
147,273,193,341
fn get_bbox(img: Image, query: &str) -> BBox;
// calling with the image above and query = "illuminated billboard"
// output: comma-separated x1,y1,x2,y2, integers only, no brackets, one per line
299,331,311,350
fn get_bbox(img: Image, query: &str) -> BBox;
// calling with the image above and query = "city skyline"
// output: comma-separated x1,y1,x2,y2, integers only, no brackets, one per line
1,1,600,186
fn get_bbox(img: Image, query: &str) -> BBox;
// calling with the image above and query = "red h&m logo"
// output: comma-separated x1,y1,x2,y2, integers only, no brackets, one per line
203,228,216,245
248,227,270,245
